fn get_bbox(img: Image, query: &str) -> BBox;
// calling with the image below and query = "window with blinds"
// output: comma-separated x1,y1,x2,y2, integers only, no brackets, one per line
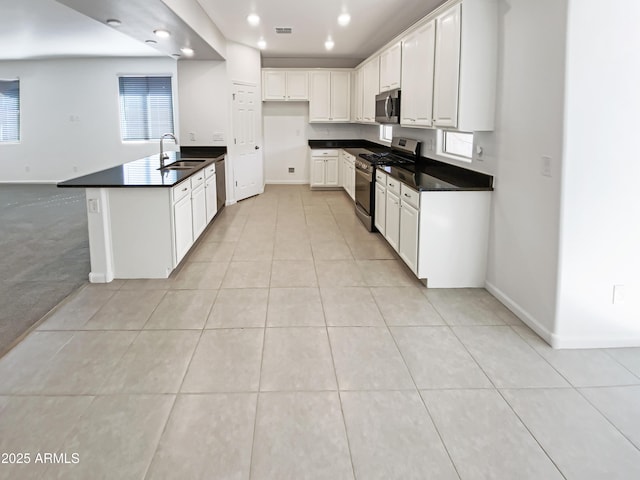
0,79,20,143
118,76,174,141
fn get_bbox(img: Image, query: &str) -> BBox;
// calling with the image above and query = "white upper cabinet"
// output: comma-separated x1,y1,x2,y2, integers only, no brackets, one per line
309,70,351,122
285,71,309,100
401,20,436,127
358,0,497,132
433,0,497,131
432,4,461,128
262,69,309,101
379,42,402,92
352,67,363,122
362,57,380,123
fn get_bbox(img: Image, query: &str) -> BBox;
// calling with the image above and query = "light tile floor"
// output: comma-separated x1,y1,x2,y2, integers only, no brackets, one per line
1,184,640,479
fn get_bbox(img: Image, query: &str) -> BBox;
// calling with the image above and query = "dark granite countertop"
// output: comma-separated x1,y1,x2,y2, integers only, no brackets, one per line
309,139,493,191
58,148,226,188
379,159,493,192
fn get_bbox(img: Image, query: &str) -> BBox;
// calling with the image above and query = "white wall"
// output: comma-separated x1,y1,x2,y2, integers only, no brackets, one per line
262,102,362,184
0,57,178,183
177,60,228,146
481,0,568,342
554,0,640,347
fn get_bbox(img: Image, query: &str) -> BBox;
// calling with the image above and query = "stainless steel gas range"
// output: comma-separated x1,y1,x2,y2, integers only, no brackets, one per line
355,137,421,231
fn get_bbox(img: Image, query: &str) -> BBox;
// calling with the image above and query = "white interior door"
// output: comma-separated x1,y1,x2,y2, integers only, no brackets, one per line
232,83,263,201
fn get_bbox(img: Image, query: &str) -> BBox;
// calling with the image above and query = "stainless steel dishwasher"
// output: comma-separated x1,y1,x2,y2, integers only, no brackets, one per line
215,156,226,212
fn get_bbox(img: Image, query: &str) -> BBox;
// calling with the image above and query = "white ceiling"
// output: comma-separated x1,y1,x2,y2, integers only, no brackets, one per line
0,0,162,60
198,0,444,60
0,0,445,63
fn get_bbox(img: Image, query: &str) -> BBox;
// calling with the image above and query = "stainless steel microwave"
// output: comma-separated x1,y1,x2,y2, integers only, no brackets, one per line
375,89,401,124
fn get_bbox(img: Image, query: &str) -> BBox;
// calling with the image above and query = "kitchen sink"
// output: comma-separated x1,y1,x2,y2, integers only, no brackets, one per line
159,160,207,170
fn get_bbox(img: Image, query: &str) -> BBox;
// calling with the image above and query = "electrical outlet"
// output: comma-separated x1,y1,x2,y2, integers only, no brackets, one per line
541,156,552,177
288,167,295,173
189,132,196,142
612,284,625,304
88,198,100,214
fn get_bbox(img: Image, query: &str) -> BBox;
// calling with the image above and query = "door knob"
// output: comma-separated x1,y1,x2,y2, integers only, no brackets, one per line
255,146,260,150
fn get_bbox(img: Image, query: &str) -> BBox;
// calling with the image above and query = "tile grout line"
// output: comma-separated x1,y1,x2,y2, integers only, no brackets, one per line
383,311,464,480
314,205,359,480
440,312,570,479
141,267,220,480
247,195,273,480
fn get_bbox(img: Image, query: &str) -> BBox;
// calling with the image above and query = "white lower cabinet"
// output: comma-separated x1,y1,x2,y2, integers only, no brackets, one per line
399,197,419,274
375,172,491,287
173,191,193,265
204,165,217,223
374,171,387,234
385,190,400,252
190,173,207,240
341,150,356,200
310,150,340,188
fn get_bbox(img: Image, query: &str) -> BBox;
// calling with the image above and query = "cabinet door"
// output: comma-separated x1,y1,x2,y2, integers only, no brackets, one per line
309,71,331,122
263,70,287,100
401,20,435,127
349,163,356,200
375,182,386,235
380,42,402,92
362,58,380,122
385,191,400,252
191,185,207,240
205,175,217,223
353,67,363,122
399,201,419,273
173,194,193,264
286,71,309,100
310,157,326,186
324,157,340,186
330,71,351,122
433,3,461,128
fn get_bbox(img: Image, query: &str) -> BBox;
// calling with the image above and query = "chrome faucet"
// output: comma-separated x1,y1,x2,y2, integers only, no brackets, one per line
159,133,178,168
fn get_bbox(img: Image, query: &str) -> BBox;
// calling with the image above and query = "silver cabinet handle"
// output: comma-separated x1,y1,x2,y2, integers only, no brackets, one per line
182,188,188,192
404,193,410,197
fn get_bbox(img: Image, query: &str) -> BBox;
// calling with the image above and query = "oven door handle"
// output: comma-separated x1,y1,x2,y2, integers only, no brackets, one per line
355,167,372,183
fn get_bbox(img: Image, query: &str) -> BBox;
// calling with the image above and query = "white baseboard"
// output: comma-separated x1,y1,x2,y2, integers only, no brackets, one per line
89,272,113,284
484,281,555,346
486,281,640,349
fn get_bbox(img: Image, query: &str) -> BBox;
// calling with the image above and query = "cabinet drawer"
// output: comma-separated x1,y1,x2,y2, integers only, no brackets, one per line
190,171,206,189
401,184,419,209
386,176,400,195
312,149,339,157
204,164,216,179
172,181,191,203
375,170,387,183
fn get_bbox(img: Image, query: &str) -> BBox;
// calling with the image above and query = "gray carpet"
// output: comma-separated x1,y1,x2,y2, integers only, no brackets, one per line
0,184,89,355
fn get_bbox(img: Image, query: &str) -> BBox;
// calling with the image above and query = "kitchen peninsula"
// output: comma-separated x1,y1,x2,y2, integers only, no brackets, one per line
58,149,225,282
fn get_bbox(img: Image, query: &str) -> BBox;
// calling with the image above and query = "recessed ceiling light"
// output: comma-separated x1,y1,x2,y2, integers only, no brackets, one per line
325,38,335,50
247,14,260,26
338,13,351,26
106,19,122,27
145,39,157,45
257,38,267,50
181,47,194,56
154,29,171,38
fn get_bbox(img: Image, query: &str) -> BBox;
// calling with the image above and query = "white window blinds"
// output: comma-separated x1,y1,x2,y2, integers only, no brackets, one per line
0,79,20,142
118,76,174,141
